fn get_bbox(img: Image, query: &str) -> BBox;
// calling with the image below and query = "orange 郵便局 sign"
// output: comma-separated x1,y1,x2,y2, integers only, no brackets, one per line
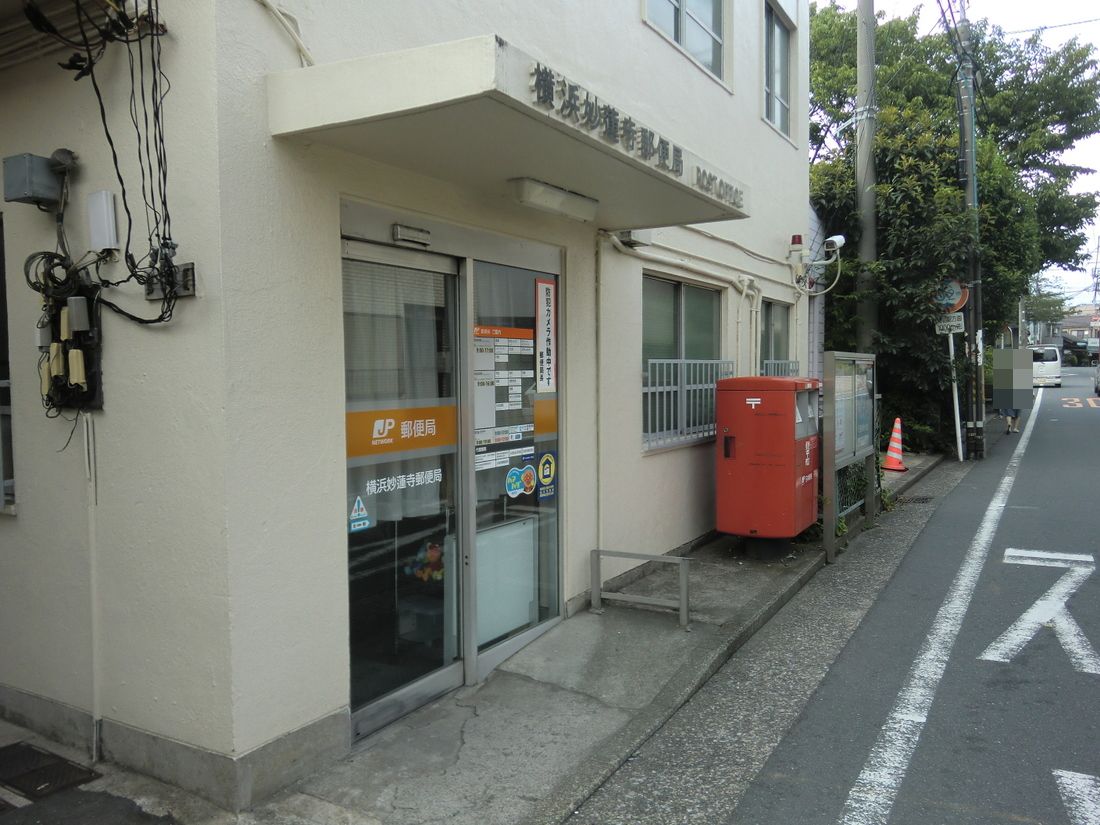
346,406,458,458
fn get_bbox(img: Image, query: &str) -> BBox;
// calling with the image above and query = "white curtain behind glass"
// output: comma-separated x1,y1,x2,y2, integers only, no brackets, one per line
343,258,454,521
343,259,448,404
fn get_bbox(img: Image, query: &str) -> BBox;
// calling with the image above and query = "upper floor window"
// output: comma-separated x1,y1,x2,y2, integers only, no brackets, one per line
647,0,724,77
764,3,791,135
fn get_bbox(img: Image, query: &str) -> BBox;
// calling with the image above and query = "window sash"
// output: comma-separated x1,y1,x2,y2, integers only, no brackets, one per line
643,277,723,445
649,0,723,75
764,4,791,134
760,300,791,367
643,276,720,364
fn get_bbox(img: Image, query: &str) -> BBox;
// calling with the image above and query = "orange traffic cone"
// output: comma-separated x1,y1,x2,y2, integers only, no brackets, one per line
883,417,908,472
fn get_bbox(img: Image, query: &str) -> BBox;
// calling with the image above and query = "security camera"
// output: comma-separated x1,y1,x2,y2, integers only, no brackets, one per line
824,234,846,250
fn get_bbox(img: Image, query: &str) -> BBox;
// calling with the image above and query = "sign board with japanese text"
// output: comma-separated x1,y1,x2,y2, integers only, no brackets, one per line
527,60,750,216
535,279,557,393
822,351,878,561
826,353,876,467
346,406,457,458
936,312,965,335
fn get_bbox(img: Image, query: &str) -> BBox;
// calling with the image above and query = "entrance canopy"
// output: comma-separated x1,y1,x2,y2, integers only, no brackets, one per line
268,35,751,230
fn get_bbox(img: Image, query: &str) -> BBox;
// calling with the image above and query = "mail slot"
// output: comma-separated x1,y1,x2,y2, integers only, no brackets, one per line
715,376,821,538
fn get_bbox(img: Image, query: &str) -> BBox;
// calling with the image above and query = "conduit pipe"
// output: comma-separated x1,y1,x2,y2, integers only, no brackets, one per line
600,231,778,376
594,238,603,572
747,279,763,374
253,0,315,66
681,225,791,267
640,238,799,375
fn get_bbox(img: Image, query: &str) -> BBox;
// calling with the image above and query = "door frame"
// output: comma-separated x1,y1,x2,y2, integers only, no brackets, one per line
340,202,566,739
343,239,466,740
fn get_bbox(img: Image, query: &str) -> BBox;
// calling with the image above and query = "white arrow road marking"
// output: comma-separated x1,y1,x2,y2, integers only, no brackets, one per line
837,391,1044,825
1054,770,1100,825
979,550,1099,674
1002,548,1094,568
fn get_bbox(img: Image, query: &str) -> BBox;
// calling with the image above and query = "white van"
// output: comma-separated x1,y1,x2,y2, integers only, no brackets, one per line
1031,346,1062,387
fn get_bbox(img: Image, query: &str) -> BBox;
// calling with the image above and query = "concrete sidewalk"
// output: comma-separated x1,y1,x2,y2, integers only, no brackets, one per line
0,454,943,825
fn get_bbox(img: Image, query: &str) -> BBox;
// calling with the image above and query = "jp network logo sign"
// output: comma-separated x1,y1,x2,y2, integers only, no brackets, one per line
372,418,396,440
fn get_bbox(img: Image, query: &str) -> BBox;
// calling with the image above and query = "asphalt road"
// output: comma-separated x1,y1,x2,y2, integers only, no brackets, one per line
573,367,1100,825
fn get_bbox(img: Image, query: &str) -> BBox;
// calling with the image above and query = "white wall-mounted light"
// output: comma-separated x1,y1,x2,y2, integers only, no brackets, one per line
510,178,599,223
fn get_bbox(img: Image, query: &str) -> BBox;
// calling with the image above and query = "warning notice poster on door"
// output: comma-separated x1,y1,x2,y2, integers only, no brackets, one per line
535,279,556,393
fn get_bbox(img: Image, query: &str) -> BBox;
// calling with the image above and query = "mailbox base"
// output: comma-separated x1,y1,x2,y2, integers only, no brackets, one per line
744,536,793,561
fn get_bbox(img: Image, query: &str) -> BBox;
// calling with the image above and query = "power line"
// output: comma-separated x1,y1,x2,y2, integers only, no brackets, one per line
1004,17,1100,35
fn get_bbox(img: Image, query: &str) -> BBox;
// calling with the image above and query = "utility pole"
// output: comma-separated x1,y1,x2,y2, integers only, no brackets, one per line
1091,236,1099,305
855,0,878,353
957,0,984,459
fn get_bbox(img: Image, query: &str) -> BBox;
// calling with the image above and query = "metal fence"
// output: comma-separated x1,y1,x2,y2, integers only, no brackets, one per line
0,379,13,506
836,461,868,519
643,359,736,449
762,360,800,376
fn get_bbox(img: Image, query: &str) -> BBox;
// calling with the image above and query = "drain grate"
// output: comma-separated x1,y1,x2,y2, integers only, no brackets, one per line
0,744,57,783
4,760,99,800
896,495,934,504
0,743,98,801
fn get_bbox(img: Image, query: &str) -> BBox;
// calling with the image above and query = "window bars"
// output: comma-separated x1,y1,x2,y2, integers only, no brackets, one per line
643,359,736,449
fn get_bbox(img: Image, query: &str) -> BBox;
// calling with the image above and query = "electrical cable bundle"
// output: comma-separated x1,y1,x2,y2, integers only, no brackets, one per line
24,0,179,325
21,162,104,418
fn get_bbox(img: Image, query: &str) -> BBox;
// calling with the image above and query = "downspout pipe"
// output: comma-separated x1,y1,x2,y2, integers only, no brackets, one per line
747,280,763,375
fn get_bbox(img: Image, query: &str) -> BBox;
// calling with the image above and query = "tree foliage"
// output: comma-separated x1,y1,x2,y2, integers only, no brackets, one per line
809,1,1100,448
1023,292,1068,325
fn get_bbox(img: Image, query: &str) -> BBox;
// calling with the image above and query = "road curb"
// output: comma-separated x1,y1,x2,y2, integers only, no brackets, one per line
524,454,955,825
519,550,826,825
886,452,947,500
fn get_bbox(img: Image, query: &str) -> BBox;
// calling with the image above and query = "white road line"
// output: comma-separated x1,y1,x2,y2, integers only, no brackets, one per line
837,389,1044,825
1003,548,1095,567
1054,770,1100,825
980,551,1099,674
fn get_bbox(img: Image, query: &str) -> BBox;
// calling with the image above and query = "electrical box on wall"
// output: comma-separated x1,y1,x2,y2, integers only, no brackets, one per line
37,292,104,412
3,154,62,206
145,262,196,300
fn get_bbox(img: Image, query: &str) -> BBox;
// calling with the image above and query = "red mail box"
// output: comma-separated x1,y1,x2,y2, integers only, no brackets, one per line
715,376,821,538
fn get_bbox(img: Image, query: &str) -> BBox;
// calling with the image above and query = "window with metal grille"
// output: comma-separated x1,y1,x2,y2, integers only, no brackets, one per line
642,276,732,449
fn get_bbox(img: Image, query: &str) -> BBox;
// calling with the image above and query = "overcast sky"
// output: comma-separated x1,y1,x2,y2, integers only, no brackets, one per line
832,0,1100,303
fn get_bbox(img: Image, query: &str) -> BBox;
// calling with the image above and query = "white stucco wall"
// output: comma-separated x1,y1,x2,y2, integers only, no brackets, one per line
248,0,810,594
0,2,234,750
266,0,811,258
215,1,607,752
2,0,810,764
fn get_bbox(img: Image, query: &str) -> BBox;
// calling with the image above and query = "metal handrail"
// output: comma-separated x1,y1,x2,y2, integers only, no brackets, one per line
590,548,690,628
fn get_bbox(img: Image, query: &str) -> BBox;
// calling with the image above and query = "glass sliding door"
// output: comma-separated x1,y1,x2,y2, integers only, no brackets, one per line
343,247,463,731
472,262,560,651
341,238,563,737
